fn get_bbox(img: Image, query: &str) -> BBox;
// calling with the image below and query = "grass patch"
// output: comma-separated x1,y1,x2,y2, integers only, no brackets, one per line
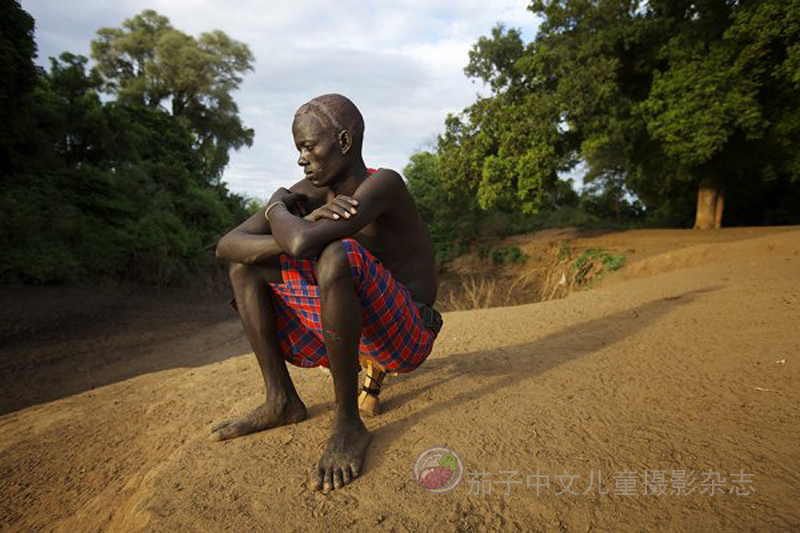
476,245,529,265
490,246,529,265
557,241,571,261
572,248,626,284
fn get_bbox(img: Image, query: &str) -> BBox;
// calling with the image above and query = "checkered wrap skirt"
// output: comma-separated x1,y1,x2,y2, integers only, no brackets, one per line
263,238,436,373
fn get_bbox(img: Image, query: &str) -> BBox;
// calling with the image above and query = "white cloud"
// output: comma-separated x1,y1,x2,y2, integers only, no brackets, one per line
24,0,541,200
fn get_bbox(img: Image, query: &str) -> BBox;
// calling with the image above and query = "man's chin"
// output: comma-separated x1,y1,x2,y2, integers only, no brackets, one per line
307,175,330,187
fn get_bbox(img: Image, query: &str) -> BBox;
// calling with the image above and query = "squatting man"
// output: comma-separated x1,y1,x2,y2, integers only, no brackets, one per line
214,94,443,491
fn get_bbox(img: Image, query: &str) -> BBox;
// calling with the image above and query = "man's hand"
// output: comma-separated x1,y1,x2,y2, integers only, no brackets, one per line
268,169,403,259
268,188,311,218
304,195,359,222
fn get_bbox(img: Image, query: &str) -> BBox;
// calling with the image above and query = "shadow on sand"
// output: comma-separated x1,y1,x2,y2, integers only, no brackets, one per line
366,285,720,471
0,287,250,416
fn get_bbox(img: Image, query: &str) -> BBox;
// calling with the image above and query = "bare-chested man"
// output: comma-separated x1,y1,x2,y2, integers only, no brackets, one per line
213,94,442,491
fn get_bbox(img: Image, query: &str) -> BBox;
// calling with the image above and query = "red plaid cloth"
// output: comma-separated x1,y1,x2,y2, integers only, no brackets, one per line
259,237,436,373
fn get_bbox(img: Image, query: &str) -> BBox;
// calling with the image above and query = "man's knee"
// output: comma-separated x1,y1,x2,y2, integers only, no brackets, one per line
314,240,352,289
229,259,284,287
229,261,259,289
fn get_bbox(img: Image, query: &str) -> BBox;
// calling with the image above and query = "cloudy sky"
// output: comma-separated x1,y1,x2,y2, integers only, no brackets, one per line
24,0,542,200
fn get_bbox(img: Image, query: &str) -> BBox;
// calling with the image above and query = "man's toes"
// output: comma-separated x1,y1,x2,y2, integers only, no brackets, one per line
323,468,334,491
342,466,353,485
333,468,344,489
312,466,324,491
211,420,232,433
213,421,248,441
349,462,361,479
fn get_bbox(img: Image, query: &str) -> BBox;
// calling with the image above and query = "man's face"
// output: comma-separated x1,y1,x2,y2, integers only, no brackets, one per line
292,113,345,187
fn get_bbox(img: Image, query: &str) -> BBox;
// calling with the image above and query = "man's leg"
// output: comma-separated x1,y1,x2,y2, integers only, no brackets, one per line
211,260,307,441
312,240,371,491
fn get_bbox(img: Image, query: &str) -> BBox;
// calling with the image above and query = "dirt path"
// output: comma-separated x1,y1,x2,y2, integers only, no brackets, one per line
1,227,799,532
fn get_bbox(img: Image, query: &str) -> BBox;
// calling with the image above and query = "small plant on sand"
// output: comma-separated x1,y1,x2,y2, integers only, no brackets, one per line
572,248,626,284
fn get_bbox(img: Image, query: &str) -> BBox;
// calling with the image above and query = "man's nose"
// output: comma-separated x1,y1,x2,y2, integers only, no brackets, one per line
297,152,309,166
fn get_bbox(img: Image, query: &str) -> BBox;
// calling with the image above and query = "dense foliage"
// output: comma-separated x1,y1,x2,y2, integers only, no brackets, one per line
407,0,800,262
91,10,255,180
0,4,253,284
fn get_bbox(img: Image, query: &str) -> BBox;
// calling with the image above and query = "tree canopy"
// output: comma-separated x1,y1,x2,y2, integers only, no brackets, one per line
91,9,255,180
413,0,800,231
0,4,254,284
0,0,38,174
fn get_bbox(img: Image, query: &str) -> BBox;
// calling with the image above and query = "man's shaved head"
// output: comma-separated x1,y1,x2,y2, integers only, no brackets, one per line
294,94,365,153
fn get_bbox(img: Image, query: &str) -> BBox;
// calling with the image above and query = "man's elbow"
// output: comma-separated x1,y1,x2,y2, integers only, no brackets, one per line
287,238,313,260
215,234,232,261
215,241,226,261
286,232,321,260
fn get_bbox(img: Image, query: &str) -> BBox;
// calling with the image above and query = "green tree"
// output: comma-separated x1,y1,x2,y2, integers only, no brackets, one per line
90,9,255,180
440,0,800,228
437,24,577,216
405,151,480,264
0,0,38,174
1,31,249,284
637,0,800,227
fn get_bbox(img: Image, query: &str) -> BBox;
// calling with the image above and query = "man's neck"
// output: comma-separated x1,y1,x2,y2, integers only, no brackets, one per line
329,160,368,196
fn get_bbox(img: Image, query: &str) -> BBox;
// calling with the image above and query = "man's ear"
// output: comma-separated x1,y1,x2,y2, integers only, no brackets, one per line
338,130,352,155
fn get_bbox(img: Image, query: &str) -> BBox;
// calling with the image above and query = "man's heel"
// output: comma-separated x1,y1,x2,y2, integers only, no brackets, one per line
358,360,385,417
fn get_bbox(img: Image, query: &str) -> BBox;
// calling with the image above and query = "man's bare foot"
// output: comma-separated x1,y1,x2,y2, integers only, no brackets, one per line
211,396,307,441
312,416,371,491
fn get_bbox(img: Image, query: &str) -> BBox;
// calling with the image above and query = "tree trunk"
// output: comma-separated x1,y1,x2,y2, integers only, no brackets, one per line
693,179,724,229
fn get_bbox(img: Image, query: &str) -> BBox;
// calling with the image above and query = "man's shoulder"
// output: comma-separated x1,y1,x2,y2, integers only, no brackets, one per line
358,168,410,213
371,167,403,182
363,168,405,193
288,177,314,193
289,177,327,200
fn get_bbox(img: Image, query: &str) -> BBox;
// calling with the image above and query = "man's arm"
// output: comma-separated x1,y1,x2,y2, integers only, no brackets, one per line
215,210,286,265
269,170,404,259
216,181,316,265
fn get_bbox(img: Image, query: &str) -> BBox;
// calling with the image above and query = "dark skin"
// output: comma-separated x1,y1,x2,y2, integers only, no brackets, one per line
214,111,437,491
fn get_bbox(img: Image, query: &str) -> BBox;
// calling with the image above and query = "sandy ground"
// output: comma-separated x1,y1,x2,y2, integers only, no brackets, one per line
1,227,799,532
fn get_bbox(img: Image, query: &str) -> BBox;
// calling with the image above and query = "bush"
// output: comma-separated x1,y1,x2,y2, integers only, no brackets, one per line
490,245,528,265
572,248,626,284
